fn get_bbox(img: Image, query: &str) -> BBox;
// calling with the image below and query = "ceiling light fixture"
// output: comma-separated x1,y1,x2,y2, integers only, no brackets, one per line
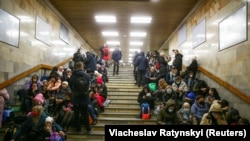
131,16,152,23
107,41,120,45
130,32,147,37
95,15,116,23
102,31,119,36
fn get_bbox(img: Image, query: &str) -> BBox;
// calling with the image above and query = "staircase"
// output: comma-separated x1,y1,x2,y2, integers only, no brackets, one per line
66,66,156,140
0,66,157,141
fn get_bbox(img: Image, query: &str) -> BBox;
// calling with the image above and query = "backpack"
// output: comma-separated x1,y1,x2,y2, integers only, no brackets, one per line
148,82,157,92
3,124,19,141
75,75,89,95
103,47,109,56
141,102,151,119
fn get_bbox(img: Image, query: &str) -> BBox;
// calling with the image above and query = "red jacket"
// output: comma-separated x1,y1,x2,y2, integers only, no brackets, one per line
102,47,110,61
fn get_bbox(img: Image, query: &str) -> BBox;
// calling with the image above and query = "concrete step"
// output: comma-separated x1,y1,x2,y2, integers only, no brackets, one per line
66,130,104,139
107,85,140,89
108,95,138,99
98,114,157,120
104,106,140,113
108,91,138,95
109,99,138,103
105,83,136,87
106,100,138,105
107,103,139,108
98,112,139,118
97,117,157,124
108,76,134,79
107,79,135,84
107,102,139,108
107,88,141,92
108,79,135,83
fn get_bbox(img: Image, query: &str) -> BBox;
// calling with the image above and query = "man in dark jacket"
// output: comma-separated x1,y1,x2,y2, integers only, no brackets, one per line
132,51,140,83
72,48,84,69
134,51,149,87
186,56,198,78
111,46,122,75
84,51,97,75
173,50,183,76
69,62,91,134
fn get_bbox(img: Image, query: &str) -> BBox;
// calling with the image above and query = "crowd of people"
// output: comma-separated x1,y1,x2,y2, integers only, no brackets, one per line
133,49,249,125
1,46,249,140
4,43,122,140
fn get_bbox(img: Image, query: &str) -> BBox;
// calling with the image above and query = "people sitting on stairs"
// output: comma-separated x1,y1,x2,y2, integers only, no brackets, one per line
11,105,65,141
137,85,156,118
54,92,74,132
21,82,41,114
90,77,107,113
5,49,250,141
156,98,179,125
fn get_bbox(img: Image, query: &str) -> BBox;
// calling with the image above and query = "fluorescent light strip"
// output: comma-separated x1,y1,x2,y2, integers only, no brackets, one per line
95,16,116,23
131,17,152,23
102,31,119,36
130,32,147,37
107,41,120,45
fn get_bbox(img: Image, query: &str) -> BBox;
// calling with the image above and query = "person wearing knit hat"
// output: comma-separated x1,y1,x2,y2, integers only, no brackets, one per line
33,93,45,105
46,116,54,123
62,81,68,86
44,116,54,133
184,91,196,106
43,116,66,140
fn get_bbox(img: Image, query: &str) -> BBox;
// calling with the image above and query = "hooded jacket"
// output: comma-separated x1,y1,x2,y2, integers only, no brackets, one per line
200,102,228,125
157,99,179,125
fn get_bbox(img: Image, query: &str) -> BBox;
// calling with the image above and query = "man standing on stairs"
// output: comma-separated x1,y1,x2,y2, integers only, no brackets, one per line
69,62,91,134
134,51,149,87
111,46,122,76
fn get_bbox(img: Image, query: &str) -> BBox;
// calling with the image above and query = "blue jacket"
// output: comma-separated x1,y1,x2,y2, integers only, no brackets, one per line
111,49,122,61
84,52,97,72
134,52,149,71
191,101,209,120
